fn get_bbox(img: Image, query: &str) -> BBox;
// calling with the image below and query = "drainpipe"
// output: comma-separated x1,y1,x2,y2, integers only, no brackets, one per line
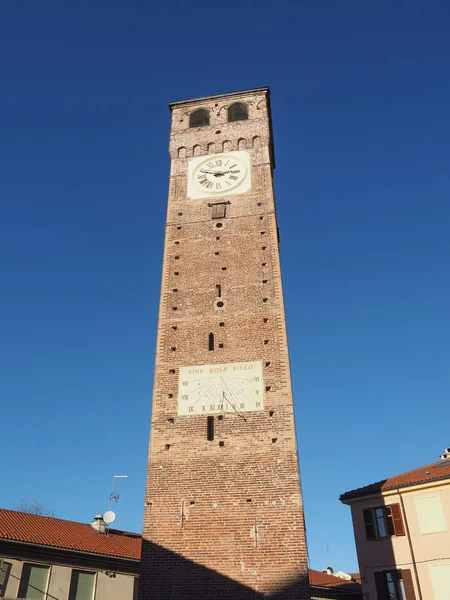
397,487,423,600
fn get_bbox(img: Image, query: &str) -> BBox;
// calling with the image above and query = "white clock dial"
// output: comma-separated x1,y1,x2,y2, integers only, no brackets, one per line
187,151,251,199
178,360,264,416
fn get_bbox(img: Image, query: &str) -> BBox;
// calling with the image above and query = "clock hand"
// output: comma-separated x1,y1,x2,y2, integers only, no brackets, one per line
199,169,229,178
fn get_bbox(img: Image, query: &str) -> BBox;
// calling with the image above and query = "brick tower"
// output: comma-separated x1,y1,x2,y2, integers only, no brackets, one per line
140,88,310,600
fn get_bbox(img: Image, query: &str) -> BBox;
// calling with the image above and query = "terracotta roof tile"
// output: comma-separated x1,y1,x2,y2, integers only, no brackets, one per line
308,569,362,591
0,509,141,560
340,459,450,502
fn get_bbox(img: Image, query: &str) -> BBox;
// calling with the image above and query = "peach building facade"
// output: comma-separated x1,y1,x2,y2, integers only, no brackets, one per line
340,449,450,600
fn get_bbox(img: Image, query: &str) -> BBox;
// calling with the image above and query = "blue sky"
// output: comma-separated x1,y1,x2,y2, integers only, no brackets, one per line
1,1,450,573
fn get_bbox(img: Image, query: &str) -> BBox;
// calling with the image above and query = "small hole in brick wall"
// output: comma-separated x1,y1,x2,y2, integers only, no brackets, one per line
261,262,267,267
261,231,266,235
265,361,271,367
207,416,214,441
219,322,225,327
218,415,223,420
190,500,196,505
260,216,264,220
172,307,177,311
175,255,180,260
178,212,183,216
257,202,262,206
263,280,268,284
216,130,221,134
221,266,227,271
262,246,266,250
169,370,175,375
263,298,268,303
264,339,269,345
175,241,179,245
272,438,278,444
247,498,252,503
165,444,171,450
174,271,179,276
216,301,224,308
172,288,178,292
219,441,225,447
171,325,177,331
146,501,153,506
170,347,176,352
215,103,218,107
216,236,220,240
266,385,271,392
216,222,223,228
269,411,274,417
215,251,220,256
263,318,269,323
177,226,182,230
167,418,174,424
219,343,224,349
168,393,173,398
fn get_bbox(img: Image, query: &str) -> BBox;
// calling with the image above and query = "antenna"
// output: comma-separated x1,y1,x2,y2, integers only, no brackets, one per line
109,475,128,510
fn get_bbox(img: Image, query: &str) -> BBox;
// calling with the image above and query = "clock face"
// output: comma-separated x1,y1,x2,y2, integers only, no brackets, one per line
178,360,264,416
187,151,251,199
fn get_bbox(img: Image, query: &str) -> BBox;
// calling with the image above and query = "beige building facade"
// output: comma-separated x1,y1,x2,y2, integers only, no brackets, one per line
340,450,450,600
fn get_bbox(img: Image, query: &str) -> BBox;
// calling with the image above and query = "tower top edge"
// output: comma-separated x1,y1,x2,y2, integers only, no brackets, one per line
168,86,271,110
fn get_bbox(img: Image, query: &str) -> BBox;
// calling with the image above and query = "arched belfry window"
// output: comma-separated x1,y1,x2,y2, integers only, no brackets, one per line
189,108,210,128
227,102,248,122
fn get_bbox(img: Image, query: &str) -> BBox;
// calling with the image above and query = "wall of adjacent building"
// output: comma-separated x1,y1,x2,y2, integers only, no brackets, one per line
1,556,137,600
350,480,450,599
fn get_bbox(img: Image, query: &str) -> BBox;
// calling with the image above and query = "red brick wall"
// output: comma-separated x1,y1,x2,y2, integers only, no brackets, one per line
140,89,310,600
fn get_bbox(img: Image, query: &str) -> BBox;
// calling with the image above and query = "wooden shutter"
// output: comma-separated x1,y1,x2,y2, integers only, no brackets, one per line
211,203,226,219
390,503,406,536
363,508,376,540
401,569,417,600
374,572,388,600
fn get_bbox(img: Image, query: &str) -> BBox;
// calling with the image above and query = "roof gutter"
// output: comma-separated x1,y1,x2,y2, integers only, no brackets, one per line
0,537,140,564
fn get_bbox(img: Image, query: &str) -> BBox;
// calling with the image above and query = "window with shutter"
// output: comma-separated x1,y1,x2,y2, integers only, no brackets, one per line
375,570,414,600
364,504,403,539
211,203,226,219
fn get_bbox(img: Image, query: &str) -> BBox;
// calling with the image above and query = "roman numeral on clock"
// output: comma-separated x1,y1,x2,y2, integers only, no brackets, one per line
200,180,214,189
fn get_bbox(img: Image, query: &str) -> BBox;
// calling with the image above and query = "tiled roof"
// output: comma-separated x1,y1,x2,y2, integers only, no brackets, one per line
0,509,141,560
340,459,450,502
308,569,361,591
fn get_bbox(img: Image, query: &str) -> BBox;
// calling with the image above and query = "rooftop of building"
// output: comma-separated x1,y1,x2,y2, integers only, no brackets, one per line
168,87,270,109
309,569,361,593
340,450,450,502
0,509,141,560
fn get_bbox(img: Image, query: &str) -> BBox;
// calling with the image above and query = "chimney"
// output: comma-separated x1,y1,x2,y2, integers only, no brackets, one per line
440,448,450,460
91,514,106,534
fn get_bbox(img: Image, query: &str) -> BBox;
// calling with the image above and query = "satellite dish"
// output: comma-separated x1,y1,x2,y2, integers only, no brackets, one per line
103,510,116,525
